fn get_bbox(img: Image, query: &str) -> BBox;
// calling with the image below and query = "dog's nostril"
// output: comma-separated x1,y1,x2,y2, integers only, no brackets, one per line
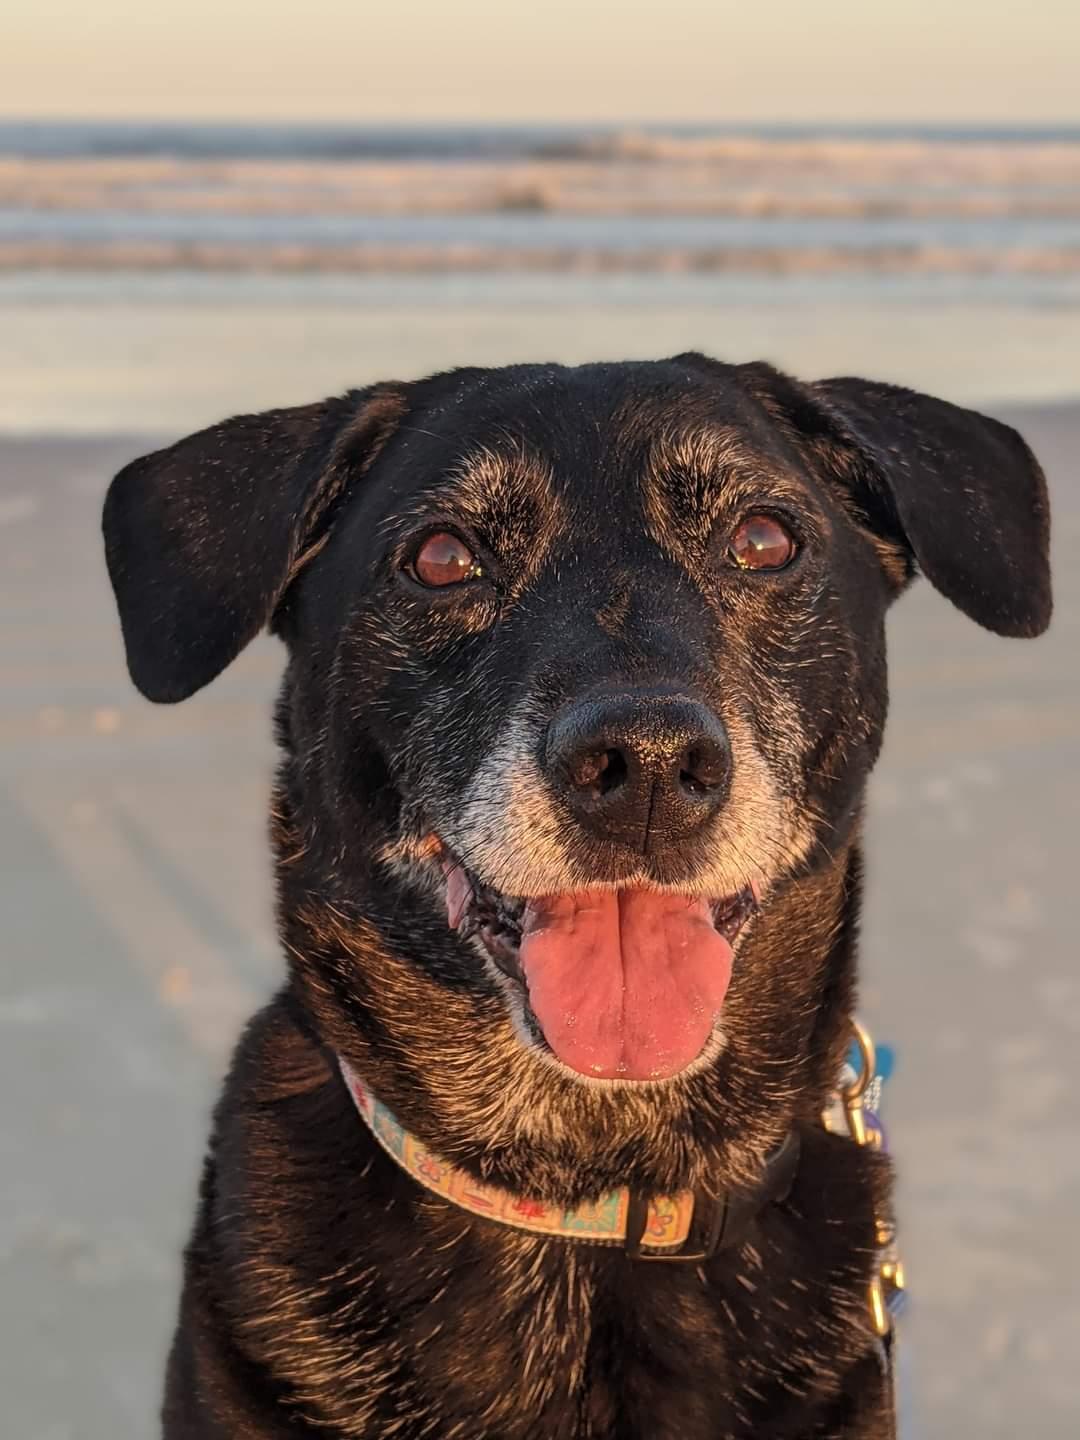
571,747,627,795
596,749,627,795
679,767,708,796
679,742,727,795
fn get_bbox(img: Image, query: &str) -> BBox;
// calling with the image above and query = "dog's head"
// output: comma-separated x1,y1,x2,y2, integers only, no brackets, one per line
104,357,1050,1195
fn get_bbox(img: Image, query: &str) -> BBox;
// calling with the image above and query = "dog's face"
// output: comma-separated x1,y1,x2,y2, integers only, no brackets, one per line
296,363,903,1084
104,356,1051,1194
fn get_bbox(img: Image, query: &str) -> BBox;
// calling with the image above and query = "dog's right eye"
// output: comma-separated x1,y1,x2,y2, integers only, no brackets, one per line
406,531,483,588
727,515,797,572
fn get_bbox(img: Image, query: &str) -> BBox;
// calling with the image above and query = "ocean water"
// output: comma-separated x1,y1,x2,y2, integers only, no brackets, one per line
1,121,1078,431
5,119,1080,275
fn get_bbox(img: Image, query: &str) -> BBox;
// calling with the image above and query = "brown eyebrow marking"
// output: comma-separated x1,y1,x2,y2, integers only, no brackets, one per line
449,440,556,521
394,439,566,594
641,425,813,571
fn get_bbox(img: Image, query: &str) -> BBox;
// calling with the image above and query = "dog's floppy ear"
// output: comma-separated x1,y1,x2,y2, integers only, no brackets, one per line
811,377,1051,637
103,385,405,703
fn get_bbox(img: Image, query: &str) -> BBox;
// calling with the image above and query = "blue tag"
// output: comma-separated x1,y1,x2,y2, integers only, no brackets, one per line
845,1039,895,1084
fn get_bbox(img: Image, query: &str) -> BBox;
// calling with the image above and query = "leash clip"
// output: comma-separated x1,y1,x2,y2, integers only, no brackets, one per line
836,1019,906,1337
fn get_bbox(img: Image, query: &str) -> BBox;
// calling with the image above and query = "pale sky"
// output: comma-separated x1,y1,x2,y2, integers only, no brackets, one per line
3,0,1078,124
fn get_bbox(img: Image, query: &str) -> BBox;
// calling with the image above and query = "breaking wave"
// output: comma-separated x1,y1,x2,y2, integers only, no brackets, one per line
3,123,1079,281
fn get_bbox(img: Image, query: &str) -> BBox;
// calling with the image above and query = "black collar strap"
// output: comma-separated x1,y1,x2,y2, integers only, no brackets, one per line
624,1131,802,1261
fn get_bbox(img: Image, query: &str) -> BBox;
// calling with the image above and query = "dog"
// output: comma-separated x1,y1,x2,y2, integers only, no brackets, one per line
103,355,1051,1439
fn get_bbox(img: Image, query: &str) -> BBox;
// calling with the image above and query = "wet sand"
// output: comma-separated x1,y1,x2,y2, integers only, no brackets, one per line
1,404,1077,1437
4,275,1080,435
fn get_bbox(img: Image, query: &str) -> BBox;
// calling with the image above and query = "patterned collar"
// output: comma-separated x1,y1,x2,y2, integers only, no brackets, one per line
338,1056,801,1260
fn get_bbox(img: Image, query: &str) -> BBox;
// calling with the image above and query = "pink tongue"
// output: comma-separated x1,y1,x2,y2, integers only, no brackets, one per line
518,891,733,1080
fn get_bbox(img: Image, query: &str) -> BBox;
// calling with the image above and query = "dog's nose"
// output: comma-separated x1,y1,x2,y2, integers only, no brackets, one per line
545,688,730,850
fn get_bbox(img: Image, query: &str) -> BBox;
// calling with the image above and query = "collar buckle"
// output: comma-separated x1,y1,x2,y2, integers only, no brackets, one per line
624,1132,801,1263
624,1188,729,1262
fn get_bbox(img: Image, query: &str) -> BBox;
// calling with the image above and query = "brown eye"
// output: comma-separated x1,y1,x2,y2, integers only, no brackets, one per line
409,531,481,588
728,515,797,572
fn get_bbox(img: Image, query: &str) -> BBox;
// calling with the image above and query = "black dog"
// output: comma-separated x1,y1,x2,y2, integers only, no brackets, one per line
103,355,1051,1439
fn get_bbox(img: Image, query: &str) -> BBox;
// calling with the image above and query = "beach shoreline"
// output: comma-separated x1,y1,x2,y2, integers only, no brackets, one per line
3,277,1079,435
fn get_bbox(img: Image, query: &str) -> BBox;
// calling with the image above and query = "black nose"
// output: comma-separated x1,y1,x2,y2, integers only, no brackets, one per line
545,688,731,851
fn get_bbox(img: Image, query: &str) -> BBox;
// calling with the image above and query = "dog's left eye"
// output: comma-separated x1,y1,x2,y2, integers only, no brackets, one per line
728,515,797,572
406,531,483,588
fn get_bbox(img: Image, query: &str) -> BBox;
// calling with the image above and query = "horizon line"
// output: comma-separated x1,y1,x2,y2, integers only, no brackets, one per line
3,113,1080,132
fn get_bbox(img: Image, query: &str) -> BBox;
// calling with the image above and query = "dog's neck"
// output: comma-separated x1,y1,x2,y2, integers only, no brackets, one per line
337,1052,804,1260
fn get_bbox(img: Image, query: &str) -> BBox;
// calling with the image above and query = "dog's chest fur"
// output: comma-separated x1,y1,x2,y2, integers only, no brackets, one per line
171,1003,889,1440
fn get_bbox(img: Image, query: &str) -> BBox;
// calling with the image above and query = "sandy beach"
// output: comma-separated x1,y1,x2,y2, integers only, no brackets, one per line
0,395,1076,1438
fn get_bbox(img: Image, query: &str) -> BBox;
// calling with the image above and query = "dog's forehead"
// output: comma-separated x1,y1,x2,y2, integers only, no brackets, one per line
390,362,804,521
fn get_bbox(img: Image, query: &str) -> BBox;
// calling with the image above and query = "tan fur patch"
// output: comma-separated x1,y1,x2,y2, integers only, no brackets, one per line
641,425,822,576
402,440,566,597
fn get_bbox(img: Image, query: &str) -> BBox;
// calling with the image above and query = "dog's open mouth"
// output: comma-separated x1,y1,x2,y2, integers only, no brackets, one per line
432,843,758,1082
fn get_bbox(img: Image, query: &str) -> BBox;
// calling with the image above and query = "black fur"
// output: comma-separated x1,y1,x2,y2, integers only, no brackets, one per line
102,357,1051,1438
